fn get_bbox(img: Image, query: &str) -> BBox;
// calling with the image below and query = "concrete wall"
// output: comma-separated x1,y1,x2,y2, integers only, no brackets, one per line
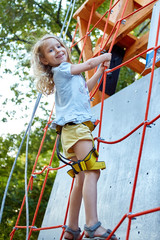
147,0,160,49
38,68,160,240
146,0,160,68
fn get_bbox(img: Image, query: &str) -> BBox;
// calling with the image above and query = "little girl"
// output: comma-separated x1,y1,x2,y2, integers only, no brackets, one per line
32,34,117,240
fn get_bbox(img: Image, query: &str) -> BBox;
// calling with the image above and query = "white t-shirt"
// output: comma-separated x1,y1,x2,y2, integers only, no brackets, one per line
51,62,95,127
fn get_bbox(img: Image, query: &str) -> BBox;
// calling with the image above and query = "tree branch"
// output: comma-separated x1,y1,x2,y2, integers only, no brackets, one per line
137,19,150,37
0,36,32,45
57,0,62,22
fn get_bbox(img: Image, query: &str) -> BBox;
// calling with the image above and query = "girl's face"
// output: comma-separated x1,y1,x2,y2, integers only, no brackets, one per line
40,38,68,67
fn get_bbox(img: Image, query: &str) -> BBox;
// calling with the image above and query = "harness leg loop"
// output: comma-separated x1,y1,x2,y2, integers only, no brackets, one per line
67,147,106,178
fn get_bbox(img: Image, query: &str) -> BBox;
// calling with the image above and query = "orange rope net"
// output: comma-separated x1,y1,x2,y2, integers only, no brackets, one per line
10,0,160,239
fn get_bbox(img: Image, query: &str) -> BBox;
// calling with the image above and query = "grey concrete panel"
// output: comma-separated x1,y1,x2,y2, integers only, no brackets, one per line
147,0,160,49
146,0,160,68
38,68,160,240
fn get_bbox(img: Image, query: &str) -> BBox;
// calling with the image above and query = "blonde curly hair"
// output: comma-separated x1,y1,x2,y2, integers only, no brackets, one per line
31,34,72,95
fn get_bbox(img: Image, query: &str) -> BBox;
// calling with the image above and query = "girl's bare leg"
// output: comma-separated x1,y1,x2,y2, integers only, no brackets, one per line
64,158,84,240
67,169,84,229
64,140,107,239
73,140,107,237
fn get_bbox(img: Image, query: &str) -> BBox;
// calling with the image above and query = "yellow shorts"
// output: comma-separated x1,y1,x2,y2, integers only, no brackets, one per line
61,123,93,159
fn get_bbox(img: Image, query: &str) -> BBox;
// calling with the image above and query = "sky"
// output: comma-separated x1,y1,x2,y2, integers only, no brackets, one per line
0,57,55,136
0,0,71,136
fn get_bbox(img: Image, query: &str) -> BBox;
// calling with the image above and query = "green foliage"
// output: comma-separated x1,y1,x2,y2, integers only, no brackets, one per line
116,66,135,92
0,119,59,239
0,0,85,55
0,0,86,122
132,19,150,37
97,0,112,15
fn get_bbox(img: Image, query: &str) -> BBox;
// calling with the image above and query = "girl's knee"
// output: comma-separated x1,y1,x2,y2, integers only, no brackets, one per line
95,169,100,180
75,171,85,188
85,169,100,180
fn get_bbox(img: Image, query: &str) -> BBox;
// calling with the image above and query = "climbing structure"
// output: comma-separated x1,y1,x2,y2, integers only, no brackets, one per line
6,0,160,239
73,0,158,105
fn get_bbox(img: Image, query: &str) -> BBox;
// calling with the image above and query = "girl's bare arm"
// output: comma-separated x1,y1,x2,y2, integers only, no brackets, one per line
87,61,110,92
70,53,111,75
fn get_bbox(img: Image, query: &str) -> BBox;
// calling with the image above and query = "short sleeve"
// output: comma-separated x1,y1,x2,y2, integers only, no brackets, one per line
52,62,71,76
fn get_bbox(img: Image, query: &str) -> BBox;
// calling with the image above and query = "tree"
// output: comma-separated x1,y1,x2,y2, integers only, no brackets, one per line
0,0,86,125
0,118,59,239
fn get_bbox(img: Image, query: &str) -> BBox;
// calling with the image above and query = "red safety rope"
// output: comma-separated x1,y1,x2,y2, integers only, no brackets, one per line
10,102,56,239
97,0,130,153
71,22,79,49
94,115,160,145
126,10,160,240
71,0,121,50
78,2,95,63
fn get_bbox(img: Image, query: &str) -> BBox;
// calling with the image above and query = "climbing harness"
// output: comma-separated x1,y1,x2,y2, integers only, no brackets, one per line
56,121,106,178
67,146,106,178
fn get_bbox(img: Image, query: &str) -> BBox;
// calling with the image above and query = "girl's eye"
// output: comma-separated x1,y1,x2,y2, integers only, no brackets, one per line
49,49,54,52
57,45,61,48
